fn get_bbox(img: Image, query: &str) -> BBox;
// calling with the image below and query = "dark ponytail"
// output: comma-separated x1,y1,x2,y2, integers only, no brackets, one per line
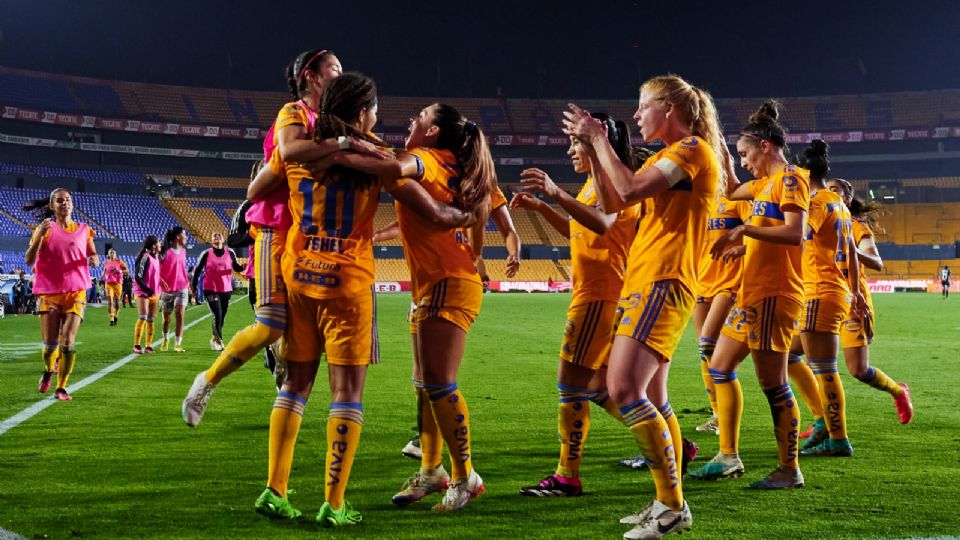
285,48,336,100
797,138,830,183
631,145,656,167
740,100,788,152
22,188,69,223
830,178,885,233
162,226,184,254
431,103,496,213
590,112,635,169
138,235,159,258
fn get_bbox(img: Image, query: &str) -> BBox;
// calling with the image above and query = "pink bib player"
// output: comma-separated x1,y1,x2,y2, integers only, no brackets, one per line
103,258,125,285
33,222,92,295
134,253,161,298
202,248,235,293
160,247,189,292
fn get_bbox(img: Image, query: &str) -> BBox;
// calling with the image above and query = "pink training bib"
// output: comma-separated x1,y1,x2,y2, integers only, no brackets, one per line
159,247,189,291
103,258,125,284
133,252,161,297
33,222,92,295
202,248,235,293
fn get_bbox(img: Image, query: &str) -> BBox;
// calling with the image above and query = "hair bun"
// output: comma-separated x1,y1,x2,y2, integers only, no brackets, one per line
808,138,828,157
749,100,781,123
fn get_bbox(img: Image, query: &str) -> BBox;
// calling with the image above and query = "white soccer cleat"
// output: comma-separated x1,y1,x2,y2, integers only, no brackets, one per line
620,500,656,525
182,372,216,427
432,469,484,512
392,465,450,506
695,415,719,435
623,500,692,540
401,435,422,460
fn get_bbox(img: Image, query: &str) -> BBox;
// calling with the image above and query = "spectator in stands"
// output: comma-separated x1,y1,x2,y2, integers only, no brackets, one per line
190,232,243,352
23,188,100,401
159,227,190,352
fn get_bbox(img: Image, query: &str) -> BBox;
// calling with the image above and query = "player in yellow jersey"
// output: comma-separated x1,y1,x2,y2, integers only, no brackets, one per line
246,73,476,527
689,102,810,491
692,196,753,434
823,178,913,423
511,113,641,497
564,75,727,539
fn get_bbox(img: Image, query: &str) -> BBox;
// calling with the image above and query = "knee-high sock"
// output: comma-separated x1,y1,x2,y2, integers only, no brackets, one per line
42,344,58,373
325,402,363,509
415,380,443,470
267,392,305,497
145,318,155,345
206,305,286,384
763,384,800,469
556,384,592,479
134,318,145,346
710,368,743,455
425,382,472,481
658,402,682,472
591,389,623,422
699,337,718,416
854,365,903,397
810,358,848,440
56,347,76,389
788,353,824,420
621,399,683,510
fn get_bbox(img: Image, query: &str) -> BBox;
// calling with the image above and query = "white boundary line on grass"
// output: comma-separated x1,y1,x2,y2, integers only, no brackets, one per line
0,298,244,436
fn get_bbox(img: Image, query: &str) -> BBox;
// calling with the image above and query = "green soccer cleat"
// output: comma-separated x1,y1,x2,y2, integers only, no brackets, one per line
685,452,744,481
801,417,828,450
316,501,362,527
254,488,302,520
800,437,853,457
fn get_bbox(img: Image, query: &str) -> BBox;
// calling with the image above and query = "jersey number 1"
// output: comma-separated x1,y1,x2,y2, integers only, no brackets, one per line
298,178,356,238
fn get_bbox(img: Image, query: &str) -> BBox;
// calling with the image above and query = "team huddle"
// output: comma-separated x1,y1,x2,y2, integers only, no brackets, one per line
22,48,916,539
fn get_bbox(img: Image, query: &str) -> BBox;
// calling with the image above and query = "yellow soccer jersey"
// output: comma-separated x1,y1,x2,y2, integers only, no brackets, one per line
852,218,875,310
698,198,753,298
491,185,507,211
395,147,481,301
739,165,810,306
803,189,853,300
570,177,637,304
622,135,719,294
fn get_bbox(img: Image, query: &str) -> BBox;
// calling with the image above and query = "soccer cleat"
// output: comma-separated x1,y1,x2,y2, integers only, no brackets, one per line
144,346,155,354
271,340,287,390
316,501,362,527
695,415,720,435
622,500,692,540
801,418,828,450
214,338,225,351
38,371,53,393
798,423,816,438
254,488,301,520
174,345,186,353
264,343,277,373
620,500,655,525
392,466,450,506
210,337,219,351
519,473,583,497
132,345,143,355
160,338,169,352
748,466,804,490
800,437,853,457
182,372,216,427
894,383,914,424
619,455,649,469
433,470,485,511
402,434,422,460
686,452,743,481
54,388,72,401
681,438,699,475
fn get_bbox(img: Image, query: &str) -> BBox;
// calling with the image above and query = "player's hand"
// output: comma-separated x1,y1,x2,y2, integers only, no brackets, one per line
348,137,394,160
851,291,869,318
562,103,606,146
510,191,542,211
34,219,51,240
721,244,746,263
711,225,745,259
475,256,489,283
505,254,520,278
520,168,561,199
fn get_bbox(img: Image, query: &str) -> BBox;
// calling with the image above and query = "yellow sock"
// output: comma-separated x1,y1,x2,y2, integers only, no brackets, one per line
426,382,472,481
556,385,592,478
134,319,145,346
855,366,903,396
762,384,800,469
325,402,363,509
621,399,683,510
711,368,743,455
699,338,718,416
56,347,76,390
416,386,443,469
788,353,824,420
42,345,58,372
591,389,624,422
267,392,305,497
810,358,847,440
145,319,155,346
205,320,282,384
658,402,682,475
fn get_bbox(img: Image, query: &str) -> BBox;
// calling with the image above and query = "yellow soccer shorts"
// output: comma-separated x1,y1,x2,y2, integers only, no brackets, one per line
104,282,123,300
721,295,803,353
38,290,87,319
285,288,377,366
840,308,875,349
414,277,482,334
800,295,850,335
250,225,287,308
560,299,618,370
614,279,695,362
696,287,737,306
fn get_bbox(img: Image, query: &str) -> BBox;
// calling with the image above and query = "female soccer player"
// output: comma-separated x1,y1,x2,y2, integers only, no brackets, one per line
24,189,99,401
564,75,726,539
689,102,809,490
825,178,913,423
102,248,127,326
247,73,477,526
159,226,190,352
940,265,951,299
132,235,161,355
511,113,639,497
190,232,243,352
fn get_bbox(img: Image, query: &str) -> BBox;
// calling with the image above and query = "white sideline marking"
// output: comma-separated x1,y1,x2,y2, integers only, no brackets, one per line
0,527,29,540
0,298,243,436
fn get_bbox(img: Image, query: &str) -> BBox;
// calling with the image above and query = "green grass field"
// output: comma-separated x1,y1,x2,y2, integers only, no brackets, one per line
1,293,958,539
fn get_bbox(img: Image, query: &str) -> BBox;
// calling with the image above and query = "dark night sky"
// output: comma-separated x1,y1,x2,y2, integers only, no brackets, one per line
1,0,959,100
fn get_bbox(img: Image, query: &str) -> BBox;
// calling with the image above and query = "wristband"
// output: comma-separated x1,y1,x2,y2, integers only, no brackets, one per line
337,136,350,150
